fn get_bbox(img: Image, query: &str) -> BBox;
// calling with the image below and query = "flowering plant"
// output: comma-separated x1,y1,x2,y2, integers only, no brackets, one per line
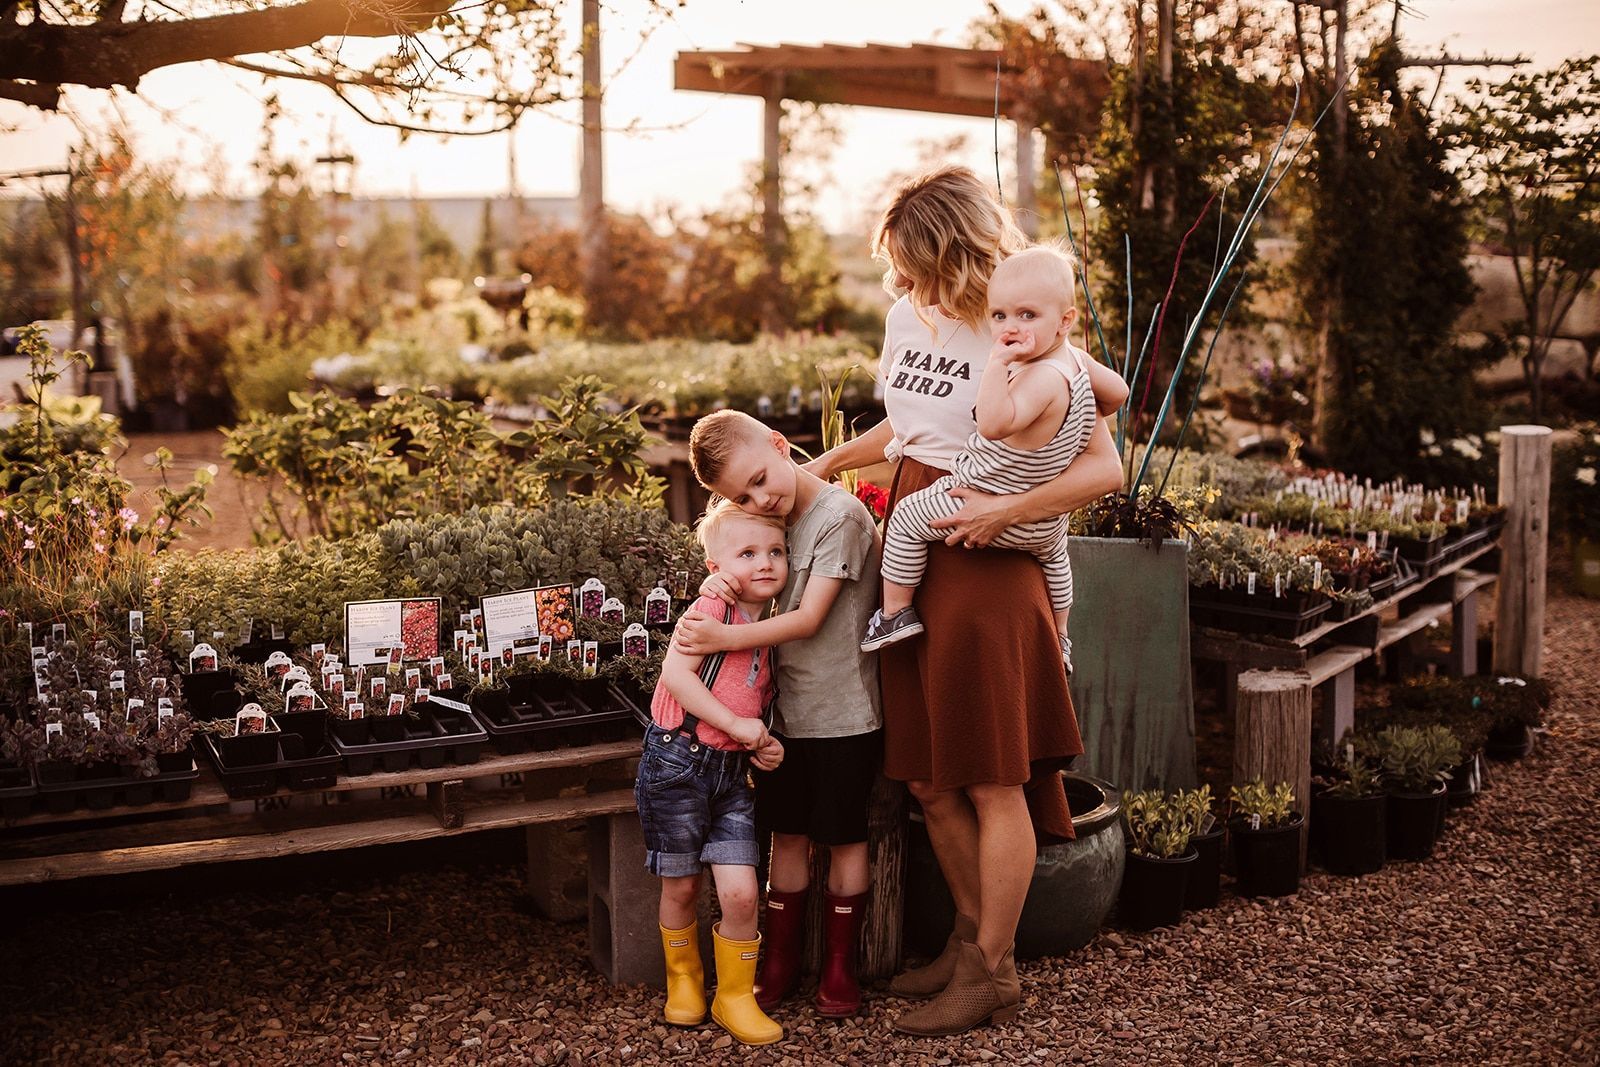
854,481,889,522
1553,424,1600,542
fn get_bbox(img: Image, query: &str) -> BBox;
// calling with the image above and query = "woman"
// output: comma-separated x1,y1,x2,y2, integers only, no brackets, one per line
804,166,1124,1036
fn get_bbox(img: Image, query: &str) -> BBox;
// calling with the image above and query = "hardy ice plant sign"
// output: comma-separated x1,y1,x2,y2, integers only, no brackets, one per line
533,584,575,643
480,587,544,658
580,578,606,620
344,598,442,667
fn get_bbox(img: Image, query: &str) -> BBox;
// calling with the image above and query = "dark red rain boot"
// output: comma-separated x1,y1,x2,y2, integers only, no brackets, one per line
815,891,868,1017
753,887,807,1012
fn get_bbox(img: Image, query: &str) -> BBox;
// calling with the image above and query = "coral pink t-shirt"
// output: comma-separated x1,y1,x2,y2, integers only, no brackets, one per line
650,596,774,751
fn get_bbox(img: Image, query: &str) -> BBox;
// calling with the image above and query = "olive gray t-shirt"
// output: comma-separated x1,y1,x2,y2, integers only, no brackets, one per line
773,483,883,738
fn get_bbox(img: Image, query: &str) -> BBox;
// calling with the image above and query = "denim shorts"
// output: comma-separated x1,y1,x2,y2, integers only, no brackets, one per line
635,725,758,877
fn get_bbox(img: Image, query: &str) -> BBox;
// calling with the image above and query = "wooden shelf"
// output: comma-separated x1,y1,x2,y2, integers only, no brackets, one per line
3,740,641,830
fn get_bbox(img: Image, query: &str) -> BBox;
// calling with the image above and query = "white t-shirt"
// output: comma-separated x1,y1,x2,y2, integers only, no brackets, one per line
876,296,988,469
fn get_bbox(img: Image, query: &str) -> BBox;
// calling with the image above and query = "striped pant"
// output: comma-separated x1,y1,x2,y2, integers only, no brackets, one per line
883,474,1074,612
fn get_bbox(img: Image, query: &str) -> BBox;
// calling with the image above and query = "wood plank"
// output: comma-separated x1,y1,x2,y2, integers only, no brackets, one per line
1376,601,1453,652
1305,644,1370,687
1288,540,1498,650
0,790,638,886
4,740,641,830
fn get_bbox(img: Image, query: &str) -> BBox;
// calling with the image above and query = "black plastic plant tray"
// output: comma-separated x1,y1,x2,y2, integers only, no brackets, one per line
1190,595,1333,640
328,702,487,777
32,757,200,814
1391,534,1447,578
0,762,37,819
200,723,341,800
179,669,245,721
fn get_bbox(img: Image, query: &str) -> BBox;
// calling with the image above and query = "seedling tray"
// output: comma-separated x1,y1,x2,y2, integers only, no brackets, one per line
32,757,199,815
473,679,642,755
199,719,341,799
179,669,245,720
1391,534,1447,579
329,702,488,777
1190,594,1332,639
0,762,37,819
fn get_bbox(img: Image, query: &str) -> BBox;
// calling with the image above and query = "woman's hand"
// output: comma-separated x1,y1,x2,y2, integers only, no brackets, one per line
673,610,732,656
799,456,831,479
929,485,1015,548
697,572,741,605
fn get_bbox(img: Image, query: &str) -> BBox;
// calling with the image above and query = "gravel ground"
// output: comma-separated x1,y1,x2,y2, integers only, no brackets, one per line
3,593,1597,1066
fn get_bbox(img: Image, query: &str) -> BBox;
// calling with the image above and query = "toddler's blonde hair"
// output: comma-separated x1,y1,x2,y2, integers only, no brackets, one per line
871,165,1030,331
695,497,785,556
989,243,1079,307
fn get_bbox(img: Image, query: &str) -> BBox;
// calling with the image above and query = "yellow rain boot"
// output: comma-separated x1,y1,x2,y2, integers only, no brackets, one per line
659,922,707,1026
710,923,784,1046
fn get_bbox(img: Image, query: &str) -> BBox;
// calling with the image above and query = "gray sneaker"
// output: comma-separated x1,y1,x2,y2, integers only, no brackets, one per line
1061,633,1074,675
861,607,925,652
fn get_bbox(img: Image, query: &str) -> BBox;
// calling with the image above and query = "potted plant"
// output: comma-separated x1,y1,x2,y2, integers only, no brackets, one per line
1553,423,1600,596
1118,789,1195,931
1311,747,1387,876
1228,778,1302,897
1476,675,1550,761
1367,725,1460,861
1175,785,1223,910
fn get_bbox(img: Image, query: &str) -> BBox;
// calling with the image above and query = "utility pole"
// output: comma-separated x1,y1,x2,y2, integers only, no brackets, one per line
578,0,607,330
315,124,356,316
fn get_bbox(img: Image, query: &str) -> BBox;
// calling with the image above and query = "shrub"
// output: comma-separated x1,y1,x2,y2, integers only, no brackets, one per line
1362,725,1462,793
1121,789,1194,859
223,316,362,417
1229,778,1297,829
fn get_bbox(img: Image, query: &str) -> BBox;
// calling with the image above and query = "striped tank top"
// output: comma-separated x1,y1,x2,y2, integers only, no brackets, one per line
951,347,1098,495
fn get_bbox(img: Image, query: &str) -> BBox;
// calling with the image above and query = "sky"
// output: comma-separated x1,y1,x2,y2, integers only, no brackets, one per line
2,0,1597,232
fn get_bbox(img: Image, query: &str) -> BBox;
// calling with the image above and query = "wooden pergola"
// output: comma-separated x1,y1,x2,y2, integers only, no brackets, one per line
675,42,1107,325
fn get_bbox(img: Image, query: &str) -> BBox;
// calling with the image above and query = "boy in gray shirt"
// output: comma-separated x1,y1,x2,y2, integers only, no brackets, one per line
676,409,882,1020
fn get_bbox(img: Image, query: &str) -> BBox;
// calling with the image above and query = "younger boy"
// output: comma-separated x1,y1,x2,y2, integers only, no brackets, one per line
677,409,883,1019
640,499,788,1046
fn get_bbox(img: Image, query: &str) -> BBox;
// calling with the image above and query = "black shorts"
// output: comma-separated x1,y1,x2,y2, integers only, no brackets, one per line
754,730,882,846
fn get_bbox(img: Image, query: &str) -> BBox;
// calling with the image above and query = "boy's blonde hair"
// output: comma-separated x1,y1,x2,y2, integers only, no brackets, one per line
689,409,773,489
696,497,785,555
990,244,1079,306
871,165,1030,331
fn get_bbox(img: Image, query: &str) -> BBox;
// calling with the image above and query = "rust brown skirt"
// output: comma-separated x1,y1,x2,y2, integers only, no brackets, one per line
880,457,1084,845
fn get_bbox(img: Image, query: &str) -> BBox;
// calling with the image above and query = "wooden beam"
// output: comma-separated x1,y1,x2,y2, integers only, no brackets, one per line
1494,425,1552,678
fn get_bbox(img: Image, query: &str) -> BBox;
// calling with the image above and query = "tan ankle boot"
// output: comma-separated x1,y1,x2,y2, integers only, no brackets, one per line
892,941,1020,1036
888,912,976,999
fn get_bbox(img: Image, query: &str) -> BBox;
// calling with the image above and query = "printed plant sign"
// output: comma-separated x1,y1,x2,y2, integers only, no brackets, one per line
533,584,575,644
345,598,442,666
645,587,671,626
623,623,650,658
480,587,543,658
580,578,606,619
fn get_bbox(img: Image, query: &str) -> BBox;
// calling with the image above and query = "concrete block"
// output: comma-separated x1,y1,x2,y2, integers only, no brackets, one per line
587,812,716,988
526,821,588,922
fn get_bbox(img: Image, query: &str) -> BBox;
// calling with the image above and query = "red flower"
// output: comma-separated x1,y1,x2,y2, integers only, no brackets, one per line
855,481,889,521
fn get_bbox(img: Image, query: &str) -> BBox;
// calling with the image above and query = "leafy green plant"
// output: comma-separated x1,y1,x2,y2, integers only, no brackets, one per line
1229,778,1296,829
1315,738,1385,799
1172,784,1217,838
1364,725,1463,793
1121,789,1194,859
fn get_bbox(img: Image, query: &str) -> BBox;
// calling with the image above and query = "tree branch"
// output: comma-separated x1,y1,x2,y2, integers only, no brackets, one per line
0,0,453,91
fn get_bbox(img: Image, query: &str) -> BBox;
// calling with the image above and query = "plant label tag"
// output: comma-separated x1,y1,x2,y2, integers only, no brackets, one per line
645,587,670,626
45,722,62,741
1313,562,1322,587
329,675,346,702
270,624,285,640
405,667,421,690
344,691,359,708
623,623,650,658
236,704,268,734
387,645,403,670
281,666,312,692
438,672,453,690
1274,573,1282,598
673,571,690,600
538,635,553,661
348,702,365,720
470,608,484,634
455,630,471,656
84,711,102,730
134,647,147,664
566,639,583,664
387,693,406,717
128,697,145,716
756,394,773,417
478,664,493,686
580,578,606,619
370,676,387,700
353,664,366,686
51,623,67,645
1345,742,1355,766
110,675,125,693
459,611,473,628
1367,531,1378,551
212,631,226,646
468,649,481,673
414,687,430,705
786,384,803,415
128,610,144,636
178,629,195,651
310,643,327,666
189,643,219,673
265,651,293,680
500,646,515,668
286,682,317,714
19,622,31,645
582,641,599,676
31,646,47,665
429,656,446,679
600,597,625,625
1246,572,1257,596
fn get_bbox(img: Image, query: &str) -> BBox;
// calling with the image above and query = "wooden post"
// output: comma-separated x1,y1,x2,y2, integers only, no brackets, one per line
578,0,607,327
1493,425,1552,677
1451,590,1479,677
426,779,464,829
761,72,787,334
1014,117,1037,238
1234,670,1312,870
796,772,905,982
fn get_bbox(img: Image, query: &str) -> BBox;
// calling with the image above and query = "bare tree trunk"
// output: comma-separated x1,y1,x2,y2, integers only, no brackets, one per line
578,0,607,330
1156,0,1175,228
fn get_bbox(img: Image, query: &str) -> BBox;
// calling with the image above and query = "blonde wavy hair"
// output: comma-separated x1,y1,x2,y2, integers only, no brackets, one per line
871,165,1030,332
